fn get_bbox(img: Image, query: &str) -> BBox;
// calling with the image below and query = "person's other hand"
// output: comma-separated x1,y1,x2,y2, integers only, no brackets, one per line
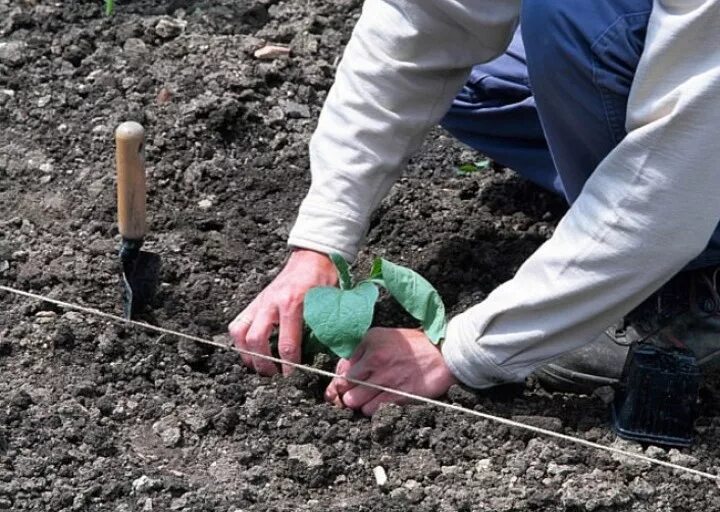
324,327,458,415
229,248,337,376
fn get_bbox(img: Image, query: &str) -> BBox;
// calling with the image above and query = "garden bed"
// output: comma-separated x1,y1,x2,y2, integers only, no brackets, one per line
2,0,720,510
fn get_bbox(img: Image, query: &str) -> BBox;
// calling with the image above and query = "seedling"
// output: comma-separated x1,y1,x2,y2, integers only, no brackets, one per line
303,254,447,359
105,0,115,16
456,158,492,175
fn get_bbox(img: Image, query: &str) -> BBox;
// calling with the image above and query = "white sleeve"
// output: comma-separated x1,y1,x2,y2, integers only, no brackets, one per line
287,0,520,262
442,0,720,388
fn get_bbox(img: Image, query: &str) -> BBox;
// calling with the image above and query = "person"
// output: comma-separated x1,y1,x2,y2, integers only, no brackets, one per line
229,0,720,415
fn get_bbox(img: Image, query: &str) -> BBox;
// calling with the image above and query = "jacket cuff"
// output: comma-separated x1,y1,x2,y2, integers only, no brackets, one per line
287,203,368,263
441,312,521,389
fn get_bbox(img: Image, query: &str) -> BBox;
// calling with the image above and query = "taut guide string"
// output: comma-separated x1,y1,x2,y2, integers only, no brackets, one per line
1,284,719,483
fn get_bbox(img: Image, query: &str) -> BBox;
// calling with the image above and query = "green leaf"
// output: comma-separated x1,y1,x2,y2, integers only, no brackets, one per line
303,282,379,359
369,258,385,287
330,253,353,290
456,158,492,175
371,258,447,343
105,0,115,16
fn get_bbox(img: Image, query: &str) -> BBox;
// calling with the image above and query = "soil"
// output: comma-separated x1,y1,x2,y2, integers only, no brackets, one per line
2,0,720,511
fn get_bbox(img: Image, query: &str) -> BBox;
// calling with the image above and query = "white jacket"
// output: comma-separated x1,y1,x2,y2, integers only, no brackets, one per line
287,0,720,388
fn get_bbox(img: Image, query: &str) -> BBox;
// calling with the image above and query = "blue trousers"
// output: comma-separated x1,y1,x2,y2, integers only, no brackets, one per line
441,0,720,269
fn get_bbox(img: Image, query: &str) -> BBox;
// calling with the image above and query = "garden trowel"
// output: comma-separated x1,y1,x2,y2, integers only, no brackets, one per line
115,121,161,319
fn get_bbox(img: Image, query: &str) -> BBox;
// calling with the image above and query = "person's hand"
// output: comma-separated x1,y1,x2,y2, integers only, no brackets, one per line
324,327,458,415
228,248,337,376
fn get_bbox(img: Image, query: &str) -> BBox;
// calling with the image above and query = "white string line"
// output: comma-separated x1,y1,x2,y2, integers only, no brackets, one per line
1,284,718,482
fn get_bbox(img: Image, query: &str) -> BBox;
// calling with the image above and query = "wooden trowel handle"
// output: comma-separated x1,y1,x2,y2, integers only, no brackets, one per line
115,122,146,240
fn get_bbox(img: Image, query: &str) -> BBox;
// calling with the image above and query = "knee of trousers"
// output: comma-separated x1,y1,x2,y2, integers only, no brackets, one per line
520,0,591,81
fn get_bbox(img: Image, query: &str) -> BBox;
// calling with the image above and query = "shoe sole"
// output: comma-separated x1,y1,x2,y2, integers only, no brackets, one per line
535,363,620,394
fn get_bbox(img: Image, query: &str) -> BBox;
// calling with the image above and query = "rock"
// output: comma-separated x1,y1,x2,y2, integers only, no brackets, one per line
266,106,285,124
170,495,188,510
0,497,11,509
559,469,631,511
668,449,698,467
611,438,651,470
0,41,26,66
253,44,290,60
389,487,408,500
0,260,8,274
282,101,310,119
287,444,323,467
156,87,172,105
61,311,84,323
123,38,148,58
630,477,655,499
155,17,186,39
371,402,402,443
373,466,387,486
181,411,210,434
645,445,666,459
37,95,51,108
11,250,28,262
547,461,575,477
132,475,162,494
152,416,183,447
35,310,57,324
197,198,213,210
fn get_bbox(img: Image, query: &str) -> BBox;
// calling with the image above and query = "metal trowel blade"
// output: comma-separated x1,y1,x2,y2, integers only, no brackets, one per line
121,250,161,319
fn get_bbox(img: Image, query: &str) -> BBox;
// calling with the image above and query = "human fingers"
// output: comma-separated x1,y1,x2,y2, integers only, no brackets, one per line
278,307,303,376
228,309,255,367
245,309,280,376
331,343,371,397
341,382,382,410
325,359,352,406
361,391,409,416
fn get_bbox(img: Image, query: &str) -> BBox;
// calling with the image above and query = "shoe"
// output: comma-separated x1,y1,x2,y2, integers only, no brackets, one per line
533,323,631,393
535,266,720,393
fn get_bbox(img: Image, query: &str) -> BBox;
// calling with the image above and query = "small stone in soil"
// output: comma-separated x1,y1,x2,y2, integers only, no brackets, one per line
254,44,290,60
156,88,172,105
124,38,148,58
152,416,183,447
371,402,402,442
373,466,387,486
0,41,26,66
155,17,187,39
35,311,57,324
132,475,162,494
287,443,323,467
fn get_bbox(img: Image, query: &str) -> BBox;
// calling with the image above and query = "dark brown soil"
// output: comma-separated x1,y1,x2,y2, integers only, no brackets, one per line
2,0,720,510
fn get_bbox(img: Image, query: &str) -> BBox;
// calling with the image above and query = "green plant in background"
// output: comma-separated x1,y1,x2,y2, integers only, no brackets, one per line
105,0,115,16
456,157,492,175
303,254,447,359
